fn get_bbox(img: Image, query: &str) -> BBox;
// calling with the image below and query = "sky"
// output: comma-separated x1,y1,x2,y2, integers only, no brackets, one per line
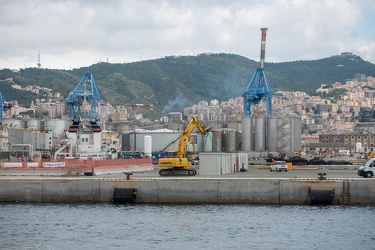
1,0,375,70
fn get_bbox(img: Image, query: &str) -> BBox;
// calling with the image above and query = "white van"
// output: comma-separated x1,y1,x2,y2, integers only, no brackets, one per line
357,158,375,178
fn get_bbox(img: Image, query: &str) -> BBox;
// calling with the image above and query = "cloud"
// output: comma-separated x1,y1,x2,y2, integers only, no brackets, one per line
0,0,374,70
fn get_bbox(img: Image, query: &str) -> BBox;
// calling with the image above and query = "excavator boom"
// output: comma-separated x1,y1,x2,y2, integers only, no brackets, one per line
158,116,208,176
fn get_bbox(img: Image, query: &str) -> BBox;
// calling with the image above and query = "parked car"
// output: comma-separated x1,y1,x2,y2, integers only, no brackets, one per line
270,161,288,172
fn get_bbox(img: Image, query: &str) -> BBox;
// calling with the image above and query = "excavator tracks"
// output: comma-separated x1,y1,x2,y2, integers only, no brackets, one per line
159,168,197,176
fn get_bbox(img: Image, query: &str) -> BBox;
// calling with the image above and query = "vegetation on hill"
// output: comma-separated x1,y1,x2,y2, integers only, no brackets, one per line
0,52,374,119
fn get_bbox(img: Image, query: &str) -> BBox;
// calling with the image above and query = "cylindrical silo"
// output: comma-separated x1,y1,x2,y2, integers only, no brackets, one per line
250,117,255,151
291,118,302,153
144,135,152,157
267,117,277,152
226,129,236,152
26,119,40,130
254,117,266,152
212,131,223,152
203,132,213,152
241,117,251,152
45,119,69,138
3,118,24,128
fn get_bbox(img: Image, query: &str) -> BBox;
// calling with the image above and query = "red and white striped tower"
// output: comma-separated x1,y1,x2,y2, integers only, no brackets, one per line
259,28,268,69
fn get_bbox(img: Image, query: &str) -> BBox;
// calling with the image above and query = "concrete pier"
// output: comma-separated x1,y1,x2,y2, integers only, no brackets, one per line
0,177,374,205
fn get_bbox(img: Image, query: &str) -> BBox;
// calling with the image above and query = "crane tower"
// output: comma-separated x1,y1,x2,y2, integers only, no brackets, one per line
0,91,5,120
66,72,104,123
0,90,12,121
243,28,273,117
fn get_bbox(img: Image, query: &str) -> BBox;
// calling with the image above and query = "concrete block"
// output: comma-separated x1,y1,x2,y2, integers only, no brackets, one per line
42,179,100,202
0,179,43,202
217,179,280,204
349,179,375,205
157,179,218,204
133,180,159,203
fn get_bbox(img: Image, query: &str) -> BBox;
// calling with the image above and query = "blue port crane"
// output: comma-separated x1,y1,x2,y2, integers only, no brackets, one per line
0,91,5,120
243,28,273,117
66,72,105,123
0,89,12,120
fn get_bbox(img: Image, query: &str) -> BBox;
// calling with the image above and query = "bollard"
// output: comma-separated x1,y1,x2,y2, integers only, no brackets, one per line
124,172,133,180
318,173,326,180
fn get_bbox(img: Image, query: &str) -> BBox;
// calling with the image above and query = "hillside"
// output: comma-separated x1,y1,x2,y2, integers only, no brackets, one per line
0,52,374,118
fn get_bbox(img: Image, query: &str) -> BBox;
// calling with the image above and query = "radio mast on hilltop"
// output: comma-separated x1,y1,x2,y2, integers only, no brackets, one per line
37,51,41,68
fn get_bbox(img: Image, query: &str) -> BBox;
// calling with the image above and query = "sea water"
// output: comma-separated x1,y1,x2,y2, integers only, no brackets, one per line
0,203,374,250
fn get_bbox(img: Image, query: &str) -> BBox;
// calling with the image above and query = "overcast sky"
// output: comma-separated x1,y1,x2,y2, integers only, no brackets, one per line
1,0,375,70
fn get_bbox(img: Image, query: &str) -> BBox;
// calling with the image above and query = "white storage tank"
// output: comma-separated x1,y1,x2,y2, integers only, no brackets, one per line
2,118,25,128
44,119,69,137
202,132,213,152
144,135,152,158
25,119,40,130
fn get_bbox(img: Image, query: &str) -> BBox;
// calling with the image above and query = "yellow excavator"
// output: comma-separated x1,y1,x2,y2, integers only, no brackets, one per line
158,115,209,176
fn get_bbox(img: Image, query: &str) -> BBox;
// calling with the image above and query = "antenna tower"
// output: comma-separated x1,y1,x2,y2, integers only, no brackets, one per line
37,51,41,68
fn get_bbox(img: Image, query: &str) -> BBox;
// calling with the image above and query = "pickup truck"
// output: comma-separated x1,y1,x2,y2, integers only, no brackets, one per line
357,158,375,178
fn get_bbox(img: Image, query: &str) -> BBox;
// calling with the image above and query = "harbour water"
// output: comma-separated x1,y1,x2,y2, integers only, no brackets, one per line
1,203,374,249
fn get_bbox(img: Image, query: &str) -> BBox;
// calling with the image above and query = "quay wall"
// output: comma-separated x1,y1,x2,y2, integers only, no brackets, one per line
0,178,374,205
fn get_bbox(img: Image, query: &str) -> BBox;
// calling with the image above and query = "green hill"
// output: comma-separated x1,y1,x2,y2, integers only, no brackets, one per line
0,52,374,119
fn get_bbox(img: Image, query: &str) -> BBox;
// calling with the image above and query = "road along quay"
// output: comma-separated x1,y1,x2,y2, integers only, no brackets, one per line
0,169,374,205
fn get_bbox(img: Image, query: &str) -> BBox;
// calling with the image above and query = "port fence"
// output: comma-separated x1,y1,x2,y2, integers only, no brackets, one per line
0,158,153,176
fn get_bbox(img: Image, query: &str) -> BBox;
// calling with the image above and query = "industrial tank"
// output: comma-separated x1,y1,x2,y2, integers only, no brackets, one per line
212,131,223,152
144,135,152,157
203,132,213,152
2,118,24,128
241,117,251,152
25,119,40,130
291,118,302,153
267,117,277,152
44,119,69,137
225,129,237,152
254,117,266,152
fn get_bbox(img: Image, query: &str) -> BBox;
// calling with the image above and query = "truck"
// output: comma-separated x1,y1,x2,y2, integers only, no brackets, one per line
357,158,375,178
158,115,209,176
